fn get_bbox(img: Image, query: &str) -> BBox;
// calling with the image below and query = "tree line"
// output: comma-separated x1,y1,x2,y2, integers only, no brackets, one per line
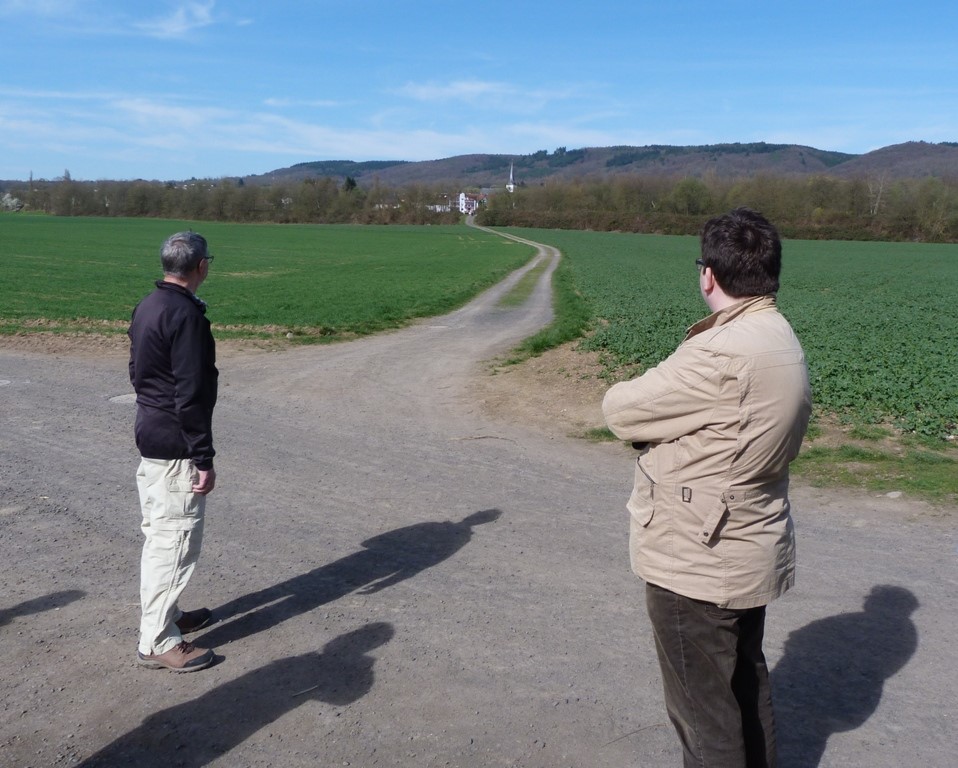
6,172,958,242
478,174,958,242
6,176,461,226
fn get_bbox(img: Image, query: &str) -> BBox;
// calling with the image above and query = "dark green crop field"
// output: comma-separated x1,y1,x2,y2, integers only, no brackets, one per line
0,216,534,338
505,228,958,441
3,215,956,444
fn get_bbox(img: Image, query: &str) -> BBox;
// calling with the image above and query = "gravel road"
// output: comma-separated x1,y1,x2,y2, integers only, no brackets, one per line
1,230,955,767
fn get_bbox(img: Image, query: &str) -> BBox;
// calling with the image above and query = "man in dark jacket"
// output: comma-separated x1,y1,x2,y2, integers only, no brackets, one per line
129,232,218,672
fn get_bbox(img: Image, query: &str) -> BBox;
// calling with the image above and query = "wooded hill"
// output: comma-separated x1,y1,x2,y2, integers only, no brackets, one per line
251,141,958,189
5,140,958,243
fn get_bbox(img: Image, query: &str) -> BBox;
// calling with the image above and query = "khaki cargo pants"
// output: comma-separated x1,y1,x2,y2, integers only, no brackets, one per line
136,458,206,656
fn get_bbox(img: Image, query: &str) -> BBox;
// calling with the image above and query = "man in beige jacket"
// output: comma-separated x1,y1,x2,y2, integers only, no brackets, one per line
603,208,811,768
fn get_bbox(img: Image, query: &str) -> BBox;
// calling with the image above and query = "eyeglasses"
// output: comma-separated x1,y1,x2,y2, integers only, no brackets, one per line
695,258,706,272
204,254,214,262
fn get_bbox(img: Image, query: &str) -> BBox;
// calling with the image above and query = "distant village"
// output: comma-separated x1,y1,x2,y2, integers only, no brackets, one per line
435,163,516,215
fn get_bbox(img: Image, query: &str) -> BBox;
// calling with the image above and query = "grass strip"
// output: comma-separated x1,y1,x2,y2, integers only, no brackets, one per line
793,444,957,504
497,260,549,307
499,259,593,363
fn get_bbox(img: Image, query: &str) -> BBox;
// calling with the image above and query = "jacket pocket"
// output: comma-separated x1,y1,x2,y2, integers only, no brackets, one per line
627,457,655,526
697,494,729,544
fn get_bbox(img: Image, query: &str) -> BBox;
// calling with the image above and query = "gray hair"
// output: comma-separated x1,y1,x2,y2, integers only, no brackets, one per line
160,231,209,277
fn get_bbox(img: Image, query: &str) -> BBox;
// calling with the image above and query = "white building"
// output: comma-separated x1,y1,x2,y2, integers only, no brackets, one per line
458,192,483,215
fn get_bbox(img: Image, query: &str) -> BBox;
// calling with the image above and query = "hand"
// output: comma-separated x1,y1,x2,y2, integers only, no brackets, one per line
193,467,216,495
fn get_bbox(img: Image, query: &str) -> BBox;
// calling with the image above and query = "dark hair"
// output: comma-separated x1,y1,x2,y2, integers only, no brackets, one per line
160,232,208,277
699,208,781,297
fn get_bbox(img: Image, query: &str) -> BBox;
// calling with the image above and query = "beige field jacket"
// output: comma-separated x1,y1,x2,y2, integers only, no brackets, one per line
602,296,811,609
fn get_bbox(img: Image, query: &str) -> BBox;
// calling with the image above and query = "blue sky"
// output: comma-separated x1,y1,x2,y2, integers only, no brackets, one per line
2,0,956,181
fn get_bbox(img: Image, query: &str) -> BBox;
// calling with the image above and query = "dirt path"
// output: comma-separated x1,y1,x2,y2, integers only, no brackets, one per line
1,233,955,768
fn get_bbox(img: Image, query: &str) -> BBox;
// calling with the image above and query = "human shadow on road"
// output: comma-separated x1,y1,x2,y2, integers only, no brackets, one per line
0,589,85,628
771,585,919,768
79,621,394,767
200,508,501,646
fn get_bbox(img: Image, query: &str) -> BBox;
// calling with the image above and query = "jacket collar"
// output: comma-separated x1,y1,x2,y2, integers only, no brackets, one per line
155,279,208,313
684,295,776,341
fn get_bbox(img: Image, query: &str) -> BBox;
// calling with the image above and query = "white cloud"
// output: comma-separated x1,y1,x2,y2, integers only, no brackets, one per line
394,79,588,119
398,80,514,102
10,77,926,180
133,1,216,39
0,86,119,102
112,96,233,130
0,85,668,175
0,0,76,16
264,97,341,109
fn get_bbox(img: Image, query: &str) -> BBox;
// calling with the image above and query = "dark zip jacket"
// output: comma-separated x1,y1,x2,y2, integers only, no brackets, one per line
128,280,218,470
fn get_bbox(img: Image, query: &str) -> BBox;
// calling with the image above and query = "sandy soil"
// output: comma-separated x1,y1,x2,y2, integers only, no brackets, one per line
1,233,955,768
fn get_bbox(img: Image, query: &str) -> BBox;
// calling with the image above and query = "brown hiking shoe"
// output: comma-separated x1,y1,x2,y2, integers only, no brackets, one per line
137,641,214,672
175,608,213,634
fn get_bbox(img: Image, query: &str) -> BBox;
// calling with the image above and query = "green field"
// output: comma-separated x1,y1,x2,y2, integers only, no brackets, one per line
3,215,956,498
503,227,957,501
505,227,958,440
5,216,955,440
0,216,534,339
